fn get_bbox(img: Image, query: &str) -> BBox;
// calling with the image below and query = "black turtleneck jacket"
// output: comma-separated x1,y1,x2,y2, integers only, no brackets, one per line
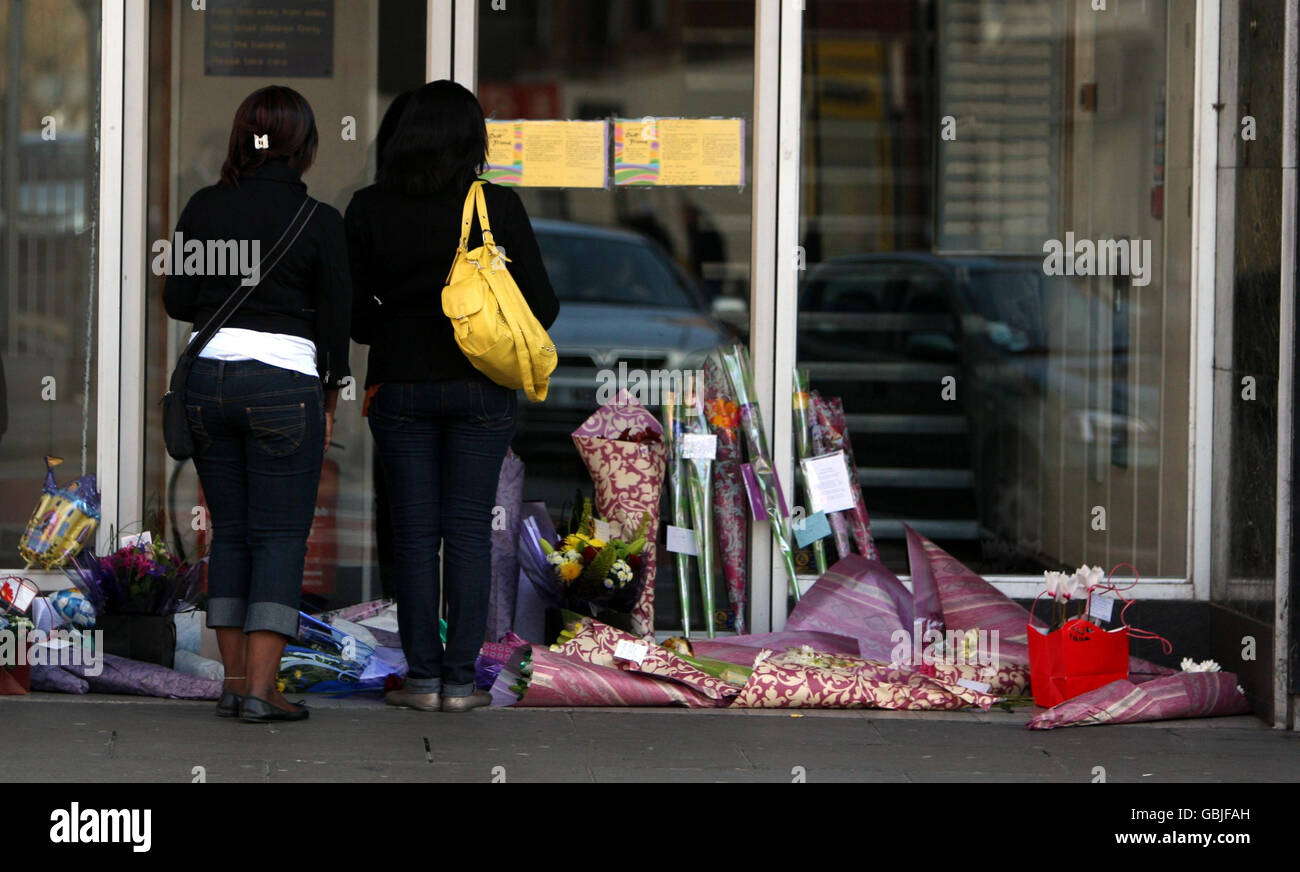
344,179,559,387
162,160,352,389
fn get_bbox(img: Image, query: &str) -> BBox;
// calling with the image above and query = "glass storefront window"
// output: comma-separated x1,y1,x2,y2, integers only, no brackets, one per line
797,0,1194,577
0,0,99,562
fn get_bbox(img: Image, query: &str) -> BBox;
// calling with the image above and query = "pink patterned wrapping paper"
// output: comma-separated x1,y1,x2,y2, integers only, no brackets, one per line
478,632,529,668
931,660,1031,698
784,554,915,662
553,617,739,700
499,647,721,708
731,649,1000,710
571,392,667,638
552,617,625,667
703,354,748,633
907,527,1173,682
618,644,739,701
1026,672,1251,730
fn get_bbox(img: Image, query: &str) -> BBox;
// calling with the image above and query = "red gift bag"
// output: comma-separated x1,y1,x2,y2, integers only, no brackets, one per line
1027,564,1171,708
1027,618,1129,707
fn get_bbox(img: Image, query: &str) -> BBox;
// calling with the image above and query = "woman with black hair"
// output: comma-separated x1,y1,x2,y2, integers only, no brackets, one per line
164,85,351,723
345,80,558,712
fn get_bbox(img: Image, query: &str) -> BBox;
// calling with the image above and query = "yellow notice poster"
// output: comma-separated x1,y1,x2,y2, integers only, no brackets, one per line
614,118,745,187
483,120,607,188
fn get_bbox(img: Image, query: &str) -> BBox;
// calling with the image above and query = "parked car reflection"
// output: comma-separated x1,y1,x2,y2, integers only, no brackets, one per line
513,220,737,507
796,253,1161,570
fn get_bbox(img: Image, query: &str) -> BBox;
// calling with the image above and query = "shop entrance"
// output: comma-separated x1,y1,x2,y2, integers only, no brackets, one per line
140,1,757,632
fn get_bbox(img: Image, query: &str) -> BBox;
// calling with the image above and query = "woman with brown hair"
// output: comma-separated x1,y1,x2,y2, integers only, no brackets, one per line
164,85,351,723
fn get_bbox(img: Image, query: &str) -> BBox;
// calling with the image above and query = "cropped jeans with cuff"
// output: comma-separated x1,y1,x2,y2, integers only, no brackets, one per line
186,358,325,639
367,377,516,697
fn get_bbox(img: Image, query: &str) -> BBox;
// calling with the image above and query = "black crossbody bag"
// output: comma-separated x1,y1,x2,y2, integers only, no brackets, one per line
161,197,319,461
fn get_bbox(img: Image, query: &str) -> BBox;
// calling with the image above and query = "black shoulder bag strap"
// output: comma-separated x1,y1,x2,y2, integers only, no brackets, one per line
183,196,319,361
162,196,319,460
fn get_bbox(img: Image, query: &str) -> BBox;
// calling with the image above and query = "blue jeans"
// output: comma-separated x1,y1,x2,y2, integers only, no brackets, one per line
186,358,325,638
368,378,516,696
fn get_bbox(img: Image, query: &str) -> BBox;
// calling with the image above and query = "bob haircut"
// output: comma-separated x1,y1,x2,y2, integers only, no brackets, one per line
378,80,487,195
220,85,319,187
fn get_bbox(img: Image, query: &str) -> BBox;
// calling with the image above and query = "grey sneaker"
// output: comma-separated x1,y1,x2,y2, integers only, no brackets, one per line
440,690,491,713
385,688,441,711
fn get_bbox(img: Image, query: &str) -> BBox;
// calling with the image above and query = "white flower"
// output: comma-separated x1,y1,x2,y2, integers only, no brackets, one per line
1075,565,1106,591
1043,571,1069,599
1180,657,1221,673
1061,573,1084,601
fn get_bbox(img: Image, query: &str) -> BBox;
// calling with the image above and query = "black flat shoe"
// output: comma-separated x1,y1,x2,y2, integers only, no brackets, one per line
239,695,310,723
216,691,243,718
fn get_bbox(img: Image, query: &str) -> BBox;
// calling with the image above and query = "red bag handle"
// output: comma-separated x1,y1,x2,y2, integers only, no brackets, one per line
1086,563,1173,654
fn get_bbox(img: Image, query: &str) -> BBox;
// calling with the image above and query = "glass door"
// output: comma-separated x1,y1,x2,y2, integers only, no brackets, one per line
475,0,756,631
143,0,429,610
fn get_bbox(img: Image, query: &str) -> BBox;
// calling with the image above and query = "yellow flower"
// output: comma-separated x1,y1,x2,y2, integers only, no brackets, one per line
559,562,582,582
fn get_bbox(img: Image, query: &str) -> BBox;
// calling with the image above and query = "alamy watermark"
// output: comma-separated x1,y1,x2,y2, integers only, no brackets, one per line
595,363,705,407
0,627,103,676
1042,233,1152,287
151,234,261,286
49,802,151,852
889,620,1000,668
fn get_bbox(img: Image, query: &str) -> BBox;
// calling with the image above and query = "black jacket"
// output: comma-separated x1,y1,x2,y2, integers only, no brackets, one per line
162,160,352,389
344,180,559,387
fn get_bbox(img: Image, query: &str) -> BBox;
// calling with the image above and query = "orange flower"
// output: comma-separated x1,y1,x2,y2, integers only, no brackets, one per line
707,398,739,430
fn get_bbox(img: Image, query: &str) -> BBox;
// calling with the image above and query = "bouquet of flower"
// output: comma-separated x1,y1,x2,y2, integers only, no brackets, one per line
703,354,749,633
538,495,651,614
717,344,801,602
65,533,204,616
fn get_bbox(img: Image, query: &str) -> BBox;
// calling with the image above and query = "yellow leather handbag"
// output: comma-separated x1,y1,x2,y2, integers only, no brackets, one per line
442,180,556,402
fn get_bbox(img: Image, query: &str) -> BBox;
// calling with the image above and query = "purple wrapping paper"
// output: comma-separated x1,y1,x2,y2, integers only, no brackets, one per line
487,449,525,641
1027,672,1251,729
33,653,221,699
784,554,915,662
492,646,721,708
692,631,862,666
512,502,558,643
906,525,943,638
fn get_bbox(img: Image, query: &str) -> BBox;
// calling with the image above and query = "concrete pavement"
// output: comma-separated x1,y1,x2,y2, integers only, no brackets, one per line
3,692,1298,782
